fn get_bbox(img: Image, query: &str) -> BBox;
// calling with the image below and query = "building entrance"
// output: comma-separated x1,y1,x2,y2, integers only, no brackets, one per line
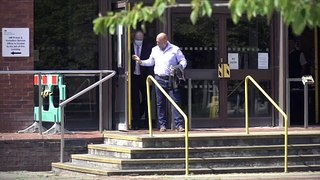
171,9,274,127
288,28,318,126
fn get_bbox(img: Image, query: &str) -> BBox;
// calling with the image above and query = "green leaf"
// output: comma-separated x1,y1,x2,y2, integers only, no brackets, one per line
235,0,245,17
190,10,198,24
278,0,288,8
109,24,116,35
203,0,212,17
141,23,146,32
93,0,320,36
230,11,238,24
291,13,306,35
141,9,149,21
156,3,167,16
93,17,109,35
132,12,139,29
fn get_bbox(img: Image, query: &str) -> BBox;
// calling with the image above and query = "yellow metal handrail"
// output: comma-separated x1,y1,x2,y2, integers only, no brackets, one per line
245,75,288,173
315,28,319,124
146,75,189,175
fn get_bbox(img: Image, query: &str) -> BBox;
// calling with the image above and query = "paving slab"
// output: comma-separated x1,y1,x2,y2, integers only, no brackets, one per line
1,171,320,180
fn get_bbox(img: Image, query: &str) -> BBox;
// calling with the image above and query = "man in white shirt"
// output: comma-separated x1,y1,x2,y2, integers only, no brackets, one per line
132,32,187,132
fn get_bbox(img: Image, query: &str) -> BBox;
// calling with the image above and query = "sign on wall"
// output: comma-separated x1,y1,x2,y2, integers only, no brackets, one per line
228,53,239,69
2,28,30,57
258,52,269,69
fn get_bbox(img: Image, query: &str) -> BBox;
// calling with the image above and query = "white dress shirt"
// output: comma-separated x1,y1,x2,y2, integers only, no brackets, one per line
140,42,187,76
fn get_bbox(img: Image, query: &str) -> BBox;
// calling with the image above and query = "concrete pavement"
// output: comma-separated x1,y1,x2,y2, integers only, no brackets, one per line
1,171,320,180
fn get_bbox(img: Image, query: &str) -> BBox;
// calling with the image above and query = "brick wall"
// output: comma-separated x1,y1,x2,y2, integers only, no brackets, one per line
0,137,103,171
0,0,34,132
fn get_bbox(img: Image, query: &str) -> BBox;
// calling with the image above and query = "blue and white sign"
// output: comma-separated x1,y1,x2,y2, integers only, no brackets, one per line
2,28,29,57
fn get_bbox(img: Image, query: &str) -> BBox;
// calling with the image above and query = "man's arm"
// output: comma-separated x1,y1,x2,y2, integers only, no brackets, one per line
176,49,187,69
132,54,155,67
132,55,142,64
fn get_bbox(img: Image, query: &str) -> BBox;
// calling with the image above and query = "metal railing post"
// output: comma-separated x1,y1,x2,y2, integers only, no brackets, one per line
286,78,290,127
60,104,65,163
304,84,309,128
38,73,43,135
188,78,192,130
245,75,288,173
286,78,302,127
146,75,189,175
245,76,249,134
146,77,153,137
315,28,319,124
99,72,103,132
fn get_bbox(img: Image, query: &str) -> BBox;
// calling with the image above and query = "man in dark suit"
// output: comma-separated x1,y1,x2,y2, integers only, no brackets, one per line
131,30,153,129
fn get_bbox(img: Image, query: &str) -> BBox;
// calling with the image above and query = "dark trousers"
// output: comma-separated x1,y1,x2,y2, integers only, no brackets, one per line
155,75,183,128
131,74,148,129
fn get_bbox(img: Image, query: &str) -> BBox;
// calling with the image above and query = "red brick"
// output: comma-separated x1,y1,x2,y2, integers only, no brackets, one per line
0,134,103,171
0,0,34,132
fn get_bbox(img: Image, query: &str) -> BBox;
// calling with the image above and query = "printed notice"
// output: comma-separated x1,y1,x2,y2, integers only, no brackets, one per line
228,53,239,69
2,28,29,57
258,53,268,69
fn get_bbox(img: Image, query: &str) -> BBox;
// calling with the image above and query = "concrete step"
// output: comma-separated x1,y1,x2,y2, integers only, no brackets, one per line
88,143,320,159
52,162,320,176
70,154,320,170
103,133,320,148
52,131,320,176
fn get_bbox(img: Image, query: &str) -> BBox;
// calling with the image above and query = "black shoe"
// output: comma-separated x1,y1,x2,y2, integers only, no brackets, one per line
131,124,139,130
133,126,139,130
139,121,148,129
131,121,140,130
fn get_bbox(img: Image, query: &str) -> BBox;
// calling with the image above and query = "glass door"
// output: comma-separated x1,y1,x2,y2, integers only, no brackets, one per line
172,13,220,128
225,16,273,127
111,2,129,130
172,10,273,128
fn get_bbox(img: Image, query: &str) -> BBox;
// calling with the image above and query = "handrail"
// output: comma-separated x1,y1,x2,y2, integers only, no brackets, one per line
245,75,288,173
59,70,116,163
0,70,115,132
0,70,116,163
146,75,189,176
0,70,114,75
59,71,115,107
